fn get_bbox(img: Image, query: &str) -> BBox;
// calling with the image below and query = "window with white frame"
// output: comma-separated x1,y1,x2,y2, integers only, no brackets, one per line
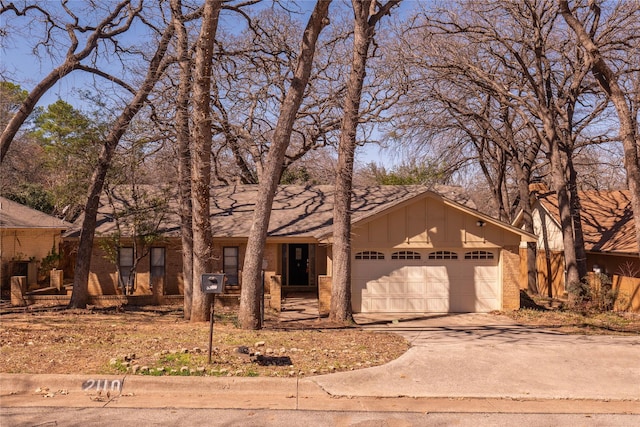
150,247,165,278
392,250,421,260
428,250,458,260
224,246,239,285
464,250,494,260
355,251,385,260
119,247,135,291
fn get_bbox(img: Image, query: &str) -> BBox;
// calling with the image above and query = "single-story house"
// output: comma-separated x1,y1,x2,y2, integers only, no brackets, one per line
516,187,640,310
1,196,72,297
64,185,536,313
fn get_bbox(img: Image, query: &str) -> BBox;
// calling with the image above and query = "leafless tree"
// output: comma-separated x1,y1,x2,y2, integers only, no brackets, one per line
188,0,223,322
169,0,195,320
69,12,176,308
330,0,401,323
0,0,143,162
559,0,640,254
206,6,347,185
388,0,631,293
238,0,331,330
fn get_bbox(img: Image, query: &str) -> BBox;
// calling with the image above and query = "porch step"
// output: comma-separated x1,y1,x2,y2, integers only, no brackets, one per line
224,284,241,294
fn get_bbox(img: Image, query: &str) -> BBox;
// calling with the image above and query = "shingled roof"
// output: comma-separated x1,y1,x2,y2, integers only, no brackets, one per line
67,185,476,240
0,197,71,229
536,190,638,255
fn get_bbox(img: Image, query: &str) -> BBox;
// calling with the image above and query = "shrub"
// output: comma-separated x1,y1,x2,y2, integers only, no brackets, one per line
567,273,617,313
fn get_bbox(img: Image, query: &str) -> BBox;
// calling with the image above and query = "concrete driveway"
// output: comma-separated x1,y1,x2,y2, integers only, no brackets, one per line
312,313,640,401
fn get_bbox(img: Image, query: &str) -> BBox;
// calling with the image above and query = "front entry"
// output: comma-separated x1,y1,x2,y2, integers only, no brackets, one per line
288,244,309,286
282,243,316,290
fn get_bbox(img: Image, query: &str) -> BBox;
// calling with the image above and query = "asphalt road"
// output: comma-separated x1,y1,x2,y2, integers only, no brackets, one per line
3,407,640,427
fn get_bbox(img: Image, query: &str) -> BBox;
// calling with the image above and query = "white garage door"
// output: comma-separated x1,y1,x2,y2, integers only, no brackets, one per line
352,250,500,313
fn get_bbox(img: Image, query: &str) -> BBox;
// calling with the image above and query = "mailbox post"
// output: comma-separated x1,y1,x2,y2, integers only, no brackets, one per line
201,274,225,364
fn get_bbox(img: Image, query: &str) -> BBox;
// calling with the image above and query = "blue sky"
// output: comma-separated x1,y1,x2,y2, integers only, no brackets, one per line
0,0,404,167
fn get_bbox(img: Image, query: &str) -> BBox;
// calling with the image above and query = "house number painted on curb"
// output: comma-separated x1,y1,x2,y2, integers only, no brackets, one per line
82,379,123,392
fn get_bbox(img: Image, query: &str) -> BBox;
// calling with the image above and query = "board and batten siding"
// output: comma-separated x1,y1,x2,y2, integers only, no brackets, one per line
351,196,521,249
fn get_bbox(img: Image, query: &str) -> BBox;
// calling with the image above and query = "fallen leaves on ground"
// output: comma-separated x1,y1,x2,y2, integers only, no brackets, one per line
0,305,410,378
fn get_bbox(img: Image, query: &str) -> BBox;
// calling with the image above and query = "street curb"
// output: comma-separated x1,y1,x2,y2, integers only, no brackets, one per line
2,373,639,415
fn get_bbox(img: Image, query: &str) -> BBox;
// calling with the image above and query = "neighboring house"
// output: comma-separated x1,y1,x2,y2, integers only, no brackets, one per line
0,197,72,295
64,185,536,314
517,188,640,310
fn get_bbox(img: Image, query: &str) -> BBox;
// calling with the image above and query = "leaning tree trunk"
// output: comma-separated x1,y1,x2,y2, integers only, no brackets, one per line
0,1,139,163
559,0,640,254
69,23,175,308
189,0,221,322
238,0,332,330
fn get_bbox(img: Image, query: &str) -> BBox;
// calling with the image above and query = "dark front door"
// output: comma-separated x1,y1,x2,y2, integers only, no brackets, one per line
288,244,309,286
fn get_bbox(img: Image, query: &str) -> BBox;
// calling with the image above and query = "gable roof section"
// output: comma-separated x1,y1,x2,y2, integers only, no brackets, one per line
536,190,637,255
68,184,530,241
346,187,536,243
0,197,71,230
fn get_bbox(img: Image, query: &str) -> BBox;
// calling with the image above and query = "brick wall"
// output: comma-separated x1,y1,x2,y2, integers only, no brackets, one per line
88,244,119,295
88,238,184,296
502,246,521,311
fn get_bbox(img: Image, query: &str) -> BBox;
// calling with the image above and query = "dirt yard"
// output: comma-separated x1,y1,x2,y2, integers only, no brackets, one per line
1,302,638,378
0,305,410,378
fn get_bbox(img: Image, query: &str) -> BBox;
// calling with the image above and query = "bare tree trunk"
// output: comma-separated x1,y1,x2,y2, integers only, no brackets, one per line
330,0,400,323
69,23,175,308
239,0,331,330
566,156,588,279
514,160,538,294
547,132,581,293
190,0,222,322
0,1,140,163
559,0,640,254
170,0,194,319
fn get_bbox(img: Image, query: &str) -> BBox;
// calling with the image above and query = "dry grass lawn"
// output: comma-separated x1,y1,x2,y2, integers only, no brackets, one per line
2,300,638,378
0,305,409,378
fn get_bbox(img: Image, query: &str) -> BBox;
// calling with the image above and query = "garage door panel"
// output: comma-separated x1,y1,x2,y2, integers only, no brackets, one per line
353,251,499,314
386,281,408,294
474,265,497,280
426,281,449,297
406,266,426,279
366,297,425,313
475,298,498,312
426,266,448,281
475,280,498,299
425,298,449,312
407,281,426,294
404,298,425,312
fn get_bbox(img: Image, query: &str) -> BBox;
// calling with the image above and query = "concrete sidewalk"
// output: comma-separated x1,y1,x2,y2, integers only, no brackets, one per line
1,373,638,415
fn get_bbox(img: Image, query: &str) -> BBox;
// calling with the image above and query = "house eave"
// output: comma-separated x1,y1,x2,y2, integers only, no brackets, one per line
586,250,640,258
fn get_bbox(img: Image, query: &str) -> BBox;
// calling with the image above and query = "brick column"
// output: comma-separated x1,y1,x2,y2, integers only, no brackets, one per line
318,275,332,316
502,247,521,311
269,275,282,312
153,276,165,305
50,269,64,292
11,276,26,306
